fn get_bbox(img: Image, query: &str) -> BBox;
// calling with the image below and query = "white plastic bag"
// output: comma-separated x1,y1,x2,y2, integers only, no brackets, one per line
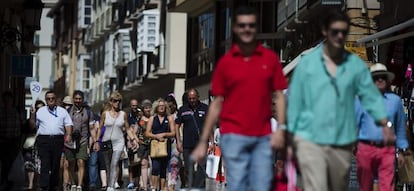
206,154,220,179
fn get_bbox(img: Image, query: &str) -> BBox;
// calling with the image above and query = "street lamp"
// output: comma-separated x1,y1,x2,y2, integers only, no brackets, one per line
23,0,44,30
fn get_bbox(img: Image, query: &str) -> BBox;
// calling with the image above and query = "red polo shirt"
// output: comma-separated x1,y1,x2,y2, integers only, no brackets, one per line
211,44,287,136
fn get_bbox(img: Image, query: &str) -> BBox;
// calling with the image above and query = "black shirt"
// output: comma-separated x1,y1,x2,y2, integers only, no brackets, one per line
175,102,208,149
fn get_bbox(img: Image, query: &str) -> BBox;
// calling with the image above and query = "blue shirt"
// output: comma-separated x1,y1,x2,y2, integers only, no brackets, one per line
355,93,408,149
287,43,387,145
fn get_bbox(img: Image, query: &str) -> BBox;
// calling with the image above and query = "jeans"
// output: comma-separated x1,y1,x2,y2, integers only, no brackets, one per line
89,151,98,187
356,142,395,191
183,148,206,188
220,134,273,191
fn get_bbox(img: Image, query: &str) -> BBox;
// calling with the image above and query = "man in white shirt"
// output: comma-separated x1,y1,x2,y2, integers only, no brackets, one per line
30,90,73,191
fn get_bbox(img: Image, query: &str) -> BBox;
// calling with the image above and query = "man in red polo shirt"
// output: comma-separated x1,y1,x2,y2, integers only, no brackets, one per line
192,6,287,191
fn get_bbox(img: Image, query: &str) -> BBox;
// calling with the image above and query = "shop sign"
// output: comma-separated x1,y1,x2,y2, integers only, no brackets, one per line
345,42,368,61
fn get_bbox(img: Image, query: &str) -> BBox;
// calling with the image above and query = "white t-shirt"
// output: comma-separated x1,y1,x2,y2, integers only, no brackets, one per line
36,106,73,135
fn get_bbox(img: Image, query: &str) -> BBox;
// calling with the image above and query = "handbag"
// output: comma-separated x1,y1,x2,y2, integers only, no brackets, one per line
150,140,168,158
100,112,117,152
398,155,414,183
101,140,113,151
23,135,37,149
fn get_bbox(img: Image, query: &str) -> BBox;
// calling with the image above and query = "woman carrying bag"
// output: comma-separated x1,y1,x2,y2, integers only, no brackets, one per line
97,92,139,191
145,98,176,191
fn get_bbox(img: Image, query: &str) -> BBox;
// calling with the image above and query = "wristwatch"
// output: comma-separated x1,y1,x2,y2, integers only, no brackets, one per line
386,121,393,128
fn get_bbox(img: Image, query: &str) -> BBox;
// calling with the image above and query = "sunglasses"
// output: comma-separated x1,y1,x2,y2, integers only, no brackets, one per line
112,99,121,103
373,75,388,81
237,23,257,29
329,28,349,36
46,97,56,101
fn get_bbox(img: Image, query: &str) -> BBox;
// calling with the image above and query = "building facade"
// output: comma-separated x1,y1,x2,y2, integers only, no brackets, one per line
24,0,57,117
0,0,44,111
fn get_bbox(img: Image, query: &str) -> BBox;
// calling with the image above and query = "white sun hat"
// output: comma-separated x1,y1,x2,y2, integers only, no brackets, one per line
370,63,395,81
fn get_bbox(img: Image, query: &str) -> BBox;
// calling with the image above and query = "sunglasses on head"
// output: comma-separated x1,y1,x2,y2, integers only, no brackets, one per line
373,75,388,81
329,28,348,36
237,23,257,29
112,99,121,103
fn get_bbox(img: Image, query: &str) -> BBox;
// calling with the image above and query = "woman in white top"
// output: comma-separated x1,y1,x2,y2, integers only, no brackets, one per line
98,92,139,191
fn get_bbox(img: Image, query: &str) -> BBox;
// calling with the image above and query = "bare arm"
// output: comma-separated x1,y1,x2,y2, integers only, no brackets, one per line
123,112,138,140
175,123,182,141
164,115,176,138
29,107,36,130
271,90,287,150
200,97,223,143
144,116,158,139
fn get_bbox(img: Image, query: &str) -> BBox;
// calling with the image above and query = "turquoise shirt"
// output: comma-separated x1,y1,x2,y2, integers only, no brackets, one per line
287,44,387,145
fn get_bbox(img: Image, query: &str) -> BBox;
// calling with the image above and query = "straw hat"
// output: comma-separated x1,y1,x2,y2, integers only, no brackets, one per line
62,96,73,105
370,63,395,81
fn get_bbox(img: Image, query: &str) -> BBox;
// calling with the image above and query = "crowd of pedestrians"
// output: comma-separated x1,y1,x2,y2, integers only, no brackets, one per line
0,6,412,191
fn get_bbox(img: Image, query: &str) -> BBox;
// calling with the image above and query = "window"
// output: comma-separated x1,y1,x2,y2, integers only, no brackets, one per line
33,34,39,46
85,7,91,15
83,67,91,89
84,17,91,25
85,0,91,5
148,36,155,42
148,22,156,28
148,43,155,48
148,16,156,21
148,29,155,34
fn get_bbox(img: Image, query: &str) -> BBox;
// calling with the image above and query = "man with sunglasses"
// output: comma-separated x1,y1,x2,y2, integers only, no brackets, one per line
30,90,73,191
355,63,408,191
287,10,395,191
192,6,287,191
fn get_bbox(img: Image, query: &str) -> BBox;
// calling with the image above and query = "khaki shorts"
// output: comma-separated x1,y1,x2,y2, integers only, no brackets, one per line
65,143,88,161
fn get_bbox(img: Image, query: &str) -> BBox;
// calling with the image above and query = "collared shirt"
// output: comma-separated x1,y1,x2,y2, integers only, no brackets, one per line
175,102,208,149
68,106,94,144
36,106,73,135
355,93,408,149
211,43,288,136
287,43,387,145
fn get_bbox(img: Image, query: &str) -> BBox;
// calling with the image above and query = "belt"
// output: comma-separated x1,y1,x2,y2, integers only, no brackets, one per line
38,135,64,139
359,140,390,148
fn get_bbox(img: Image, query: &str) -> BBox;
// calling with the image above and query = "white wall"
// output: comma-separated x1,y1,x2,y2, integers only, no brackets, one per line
165,12,187,74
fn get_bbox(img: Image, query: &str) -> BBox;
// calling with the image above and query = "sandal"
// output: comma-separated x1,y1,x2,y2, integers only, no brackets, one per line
101,186,107,191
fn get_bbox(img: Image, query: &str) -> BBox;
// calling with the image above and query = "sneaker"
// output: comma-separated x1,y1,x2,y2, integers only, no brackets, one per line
76,185,82,191
70,185,77,191
127,183,135,189
106,187,115,191
114,182,121,189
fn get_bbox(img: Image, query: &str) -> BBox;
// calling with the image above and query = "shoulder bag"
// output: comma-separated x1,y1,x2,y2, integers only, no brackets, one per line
150,116,169,158
101,112,117,151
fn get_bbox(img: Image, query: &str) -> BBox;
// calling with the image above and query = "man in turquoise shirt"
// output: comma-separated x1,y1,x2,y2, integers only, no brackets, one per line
285,10,395,191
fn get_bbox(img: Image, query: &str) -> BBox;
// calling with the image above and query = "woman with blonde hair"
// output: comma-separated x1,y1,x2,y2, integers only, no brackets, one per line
145,98,176,191
97,92,139,191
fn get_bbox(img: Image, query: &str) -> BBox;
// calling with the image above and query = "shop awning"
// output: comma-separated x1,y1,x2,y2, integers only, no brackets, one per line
357,18,414,47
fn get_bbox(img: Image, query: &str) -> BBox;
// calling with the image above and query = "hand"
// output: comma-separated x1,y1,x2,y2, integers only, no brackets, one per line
398,154,405,168
191,142,207,163
207,143,215,154
177,141,183,153
30,107,36,115
93,142,100,152
382,127,396,145
156,134,165,142
271,129,285,150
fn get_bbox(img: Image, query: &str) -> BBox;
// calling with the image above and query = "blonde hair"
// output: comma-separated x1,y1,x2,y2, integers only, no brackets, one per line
109,91,123,101
152,98,170,116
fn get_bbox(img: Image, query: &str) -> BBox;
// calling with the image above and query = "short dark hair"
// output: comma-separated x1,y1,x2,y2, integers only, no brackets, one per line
322,9,350,30
73,90,84,99
165,95,177,107
233,6,258,24
45,90,55,96
187,88,200,97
